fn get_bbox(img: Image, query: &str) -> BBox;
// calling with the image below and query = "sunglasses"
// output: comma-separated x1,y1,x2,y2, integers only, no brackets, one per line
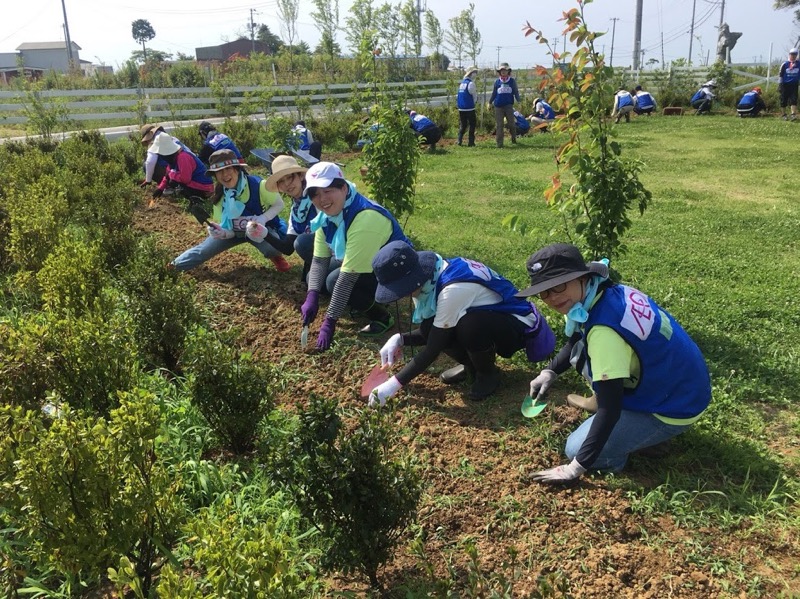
538,282,568,299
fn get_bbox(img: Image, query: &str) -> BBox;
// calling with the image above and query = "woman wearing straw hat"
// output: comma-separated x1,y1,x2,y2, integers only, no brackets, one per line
456,66,479,146
299,162,411,350
366,241,554,406
516,243,711,484
489,62,520,148
170,149,291,273
138,124,188,189
264,155,341,283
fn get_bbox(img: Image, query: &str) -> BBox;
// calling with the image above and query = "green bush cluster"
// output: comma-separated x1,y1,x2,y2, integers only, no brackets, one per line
183,327,276,454
279,395,422,589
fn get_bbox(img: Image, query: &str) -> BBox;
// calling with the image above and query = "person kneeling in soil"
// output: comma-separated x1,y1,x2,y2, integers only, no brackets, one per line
300,162,411,350
407,110,442,150
149,134,214,201
171,149,291,272
366,241,555,406
736,87,766,118
517,243,711,484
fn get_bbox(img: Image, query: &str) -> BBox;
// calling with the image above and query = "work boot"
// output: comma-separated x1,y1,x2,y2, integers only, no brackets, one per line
466,348,500,401
440,347,474,384
567,393,598,413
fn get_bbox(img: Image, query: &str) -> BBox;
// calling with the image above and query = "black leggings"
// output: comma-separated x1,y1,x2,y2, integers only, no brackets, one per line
458,110,477,145
418,310,526,357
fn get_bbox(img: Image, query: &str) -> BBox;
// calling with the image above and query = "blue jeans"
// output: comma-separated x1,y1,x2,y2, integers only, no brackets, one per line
294,232,315,265
172,234,281,271
565,411,691,472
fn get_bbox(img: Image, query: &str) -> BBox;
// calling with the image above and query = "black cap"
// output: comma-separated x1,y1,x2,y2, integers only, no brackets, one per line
516,243,608,298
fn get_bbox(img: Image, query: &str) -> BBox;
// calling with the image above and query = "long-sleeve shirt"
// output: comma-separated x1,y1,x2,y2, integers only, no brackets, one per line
156,151,214,194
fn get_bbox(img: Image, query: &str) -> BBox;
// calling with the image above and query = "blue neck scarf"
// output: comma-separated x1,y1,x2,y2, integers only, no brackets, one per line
564,258,610,336
220,172,247,230
412,256,445,323
292,195,314,227
309,182,357,260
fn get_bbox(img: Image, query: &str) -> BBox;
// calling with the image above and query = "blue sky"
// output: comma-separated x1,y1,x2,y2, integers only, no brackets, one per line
3,0,798,70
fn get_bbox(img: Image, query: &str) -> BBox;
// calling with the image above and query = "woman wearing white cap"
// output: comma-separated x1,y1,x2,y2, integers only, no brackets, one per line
366,241,554,406
517,243,711,484
299,162,411,350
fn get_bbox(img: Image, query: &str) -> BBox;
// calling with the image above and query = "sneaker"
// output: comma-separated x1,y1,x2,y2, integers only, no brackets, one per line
358,315,395,337
270,255,291,272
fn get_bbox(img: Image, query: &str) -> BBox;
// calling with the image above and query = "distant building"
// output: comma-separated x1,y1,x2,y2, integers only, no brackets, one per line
0,52,45,84
196,39,273,62
16,41,82,73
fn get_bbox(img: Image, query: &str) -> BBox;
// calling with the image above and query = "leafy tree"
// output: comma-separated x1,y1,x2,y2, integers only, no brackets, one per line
277,0,300,71
424,10,443,56
460,3,482,68
129,49,172,64
131,19,156,63
400,0,422,57
314,34,342,57
311,0,340,66
375,3,401,58
774,0,800,25
344,0,375,55
256,24,284,54
444,13,467,68
520,0,651,260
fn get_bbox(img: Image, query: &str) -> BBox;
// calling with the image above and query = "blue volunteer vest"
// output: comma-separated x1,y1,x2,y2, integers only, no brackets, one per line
782,61,800,84
411,114,435,133
290,194,317,235
184,148,213,186
492,77,516,107
636,92,655,109
617,92,634,108
155,136,189,170
205,132,242,159
243,175,287,234
582,284,711,419
435,258,533,317
295,127,311,150
737,91,758,109
320,192,410,252
457,77,476,110
536,100,555,119
514,112,530,133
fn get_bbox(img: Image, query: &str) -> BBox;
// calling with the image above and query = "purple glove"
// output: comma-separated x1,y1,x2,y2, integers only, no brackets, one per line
524,316,556,363
316,316,336,350
301,290,320,326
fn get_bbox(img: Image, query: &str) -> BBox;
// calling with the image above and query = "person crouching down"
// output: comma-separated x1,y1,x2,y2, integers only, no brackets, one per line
299,162,411,350
366,241,555,406
518,243,711,484
736,87,766,117
170,149,291,272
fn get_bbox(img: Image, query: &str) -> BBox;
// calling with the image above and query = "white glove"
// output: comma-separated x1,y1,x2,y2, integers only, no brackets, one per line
245,220,268,243
379,333,403,368
368,375,402,408
207,222,233,240
529,369,557,398
529,458,586,484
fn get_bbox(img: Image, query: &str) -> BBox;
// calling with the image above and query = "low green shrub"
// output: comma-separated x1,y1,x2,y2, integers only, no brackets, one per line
5,174,69,273
221,117,263,159
279,395,422,589
115,237,201,371
38,232,108,316
0,314,53,411
154,496,315,598
0,390,185,593
182,327,276,454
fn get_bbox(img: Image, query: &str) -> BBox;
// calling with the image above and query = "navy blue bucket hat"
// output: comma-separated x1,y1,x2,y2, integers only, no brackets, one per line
373,241,437,303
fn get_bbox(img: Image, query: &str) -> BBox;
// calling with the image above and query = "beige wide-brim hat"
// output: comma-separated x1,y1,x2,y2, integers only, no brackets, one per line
265,155,309,192
496,62,512,73
140,123,161,143
464,65,478,78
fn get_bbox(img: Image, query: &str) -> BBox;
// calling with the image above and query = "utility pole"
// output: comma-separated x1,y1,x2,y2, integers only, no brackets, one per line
719,0,726,27
496,46,501,67
661,32,665,67
250,8,257,54
688,0,697,65
632,0,643,71
609,17,619,66
60,0,75,71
